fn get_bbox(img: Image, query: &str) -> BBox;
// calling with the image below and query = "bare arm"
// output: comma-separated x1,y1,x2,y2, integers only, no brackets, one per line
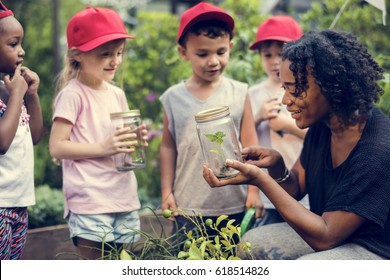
253,162,365,251
239,95,258,148
240,96,264,218
49,117,142,160
252,104,264,127
269,112,307,139
160,111,178,214
202,148,365,251
22,66,43,144
0,65,28,154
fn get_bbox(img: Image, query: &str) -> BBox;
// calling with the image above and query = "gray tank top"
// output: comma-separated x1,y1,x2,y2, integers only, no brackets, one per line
160,77,249,216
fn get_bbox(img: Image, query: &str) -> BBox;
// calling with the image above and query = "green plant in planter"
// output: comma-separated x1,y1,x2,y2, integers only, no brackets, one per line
118,208,253,260
175,213,252,260
57,207,180,260
62,207,253,260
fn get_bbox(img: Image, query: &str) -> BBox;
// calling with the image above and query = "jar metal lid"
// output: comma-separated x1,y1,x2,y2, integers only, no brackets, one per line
194,106,230,123
110,109,140,119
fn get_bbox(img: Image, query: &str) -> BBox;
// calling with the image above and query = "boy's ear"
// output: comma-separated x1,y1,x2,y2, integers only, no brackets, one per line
229,40,234,49
177,45,188,60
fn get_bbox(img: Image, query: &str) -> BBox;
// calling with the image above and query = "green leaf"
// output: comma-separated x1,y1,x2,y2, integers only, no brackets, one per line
196,237,205,243
226,219,236,227
205,134,217,142
178,251,190,259
215,131,226,138
219,232,228,241
214,235,220,245
119,249,132,260
200,240,212,256
188,246,204,260
216,215,229,226
221,240,232,247
186,230,193,239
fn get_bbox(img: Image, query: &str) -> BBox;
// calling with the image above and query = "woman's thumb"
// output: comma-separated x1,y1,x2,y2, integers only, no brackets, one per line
226,159,241,169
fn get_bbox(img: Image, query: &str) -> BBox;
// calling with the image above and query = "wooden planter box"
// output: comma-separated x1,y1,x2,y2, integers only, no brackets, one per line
21,213,174,260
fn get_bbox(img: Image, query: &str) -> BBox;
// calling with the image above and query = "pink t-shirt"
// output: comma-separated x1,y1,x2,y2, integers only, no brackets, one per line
52,79,140,217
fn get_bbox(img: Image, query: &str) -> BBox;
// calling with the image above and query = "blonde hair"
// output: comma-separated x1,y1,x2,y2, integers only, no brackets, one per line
55,48,82,93
55,39,127,94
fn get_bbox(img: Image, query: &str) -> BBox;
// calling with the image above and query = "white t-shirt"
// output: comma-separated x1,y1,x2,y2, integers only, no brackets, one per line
0,98,35,207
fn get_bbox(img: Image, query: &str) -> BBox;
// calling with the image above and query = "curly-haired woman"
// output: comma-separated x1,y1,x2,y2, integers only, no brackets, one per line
203,29,390,260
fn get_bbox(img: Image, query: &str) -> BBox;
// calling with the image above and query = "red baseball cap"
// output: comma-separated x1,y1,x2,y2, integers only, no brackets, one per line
0,1,14,19
67,6,134,52
249,15,302,50
177,2,234,43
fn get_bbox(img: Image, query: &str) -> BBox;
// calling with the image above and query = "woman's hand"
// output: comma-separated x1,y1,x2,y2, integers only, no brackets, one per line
202,145,285,187
241,146,283,168
202,159,263,188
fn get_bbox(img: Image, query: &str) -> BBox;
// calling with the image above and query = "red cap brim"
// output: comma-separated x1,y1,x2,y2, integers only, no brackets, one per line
73,33,134,52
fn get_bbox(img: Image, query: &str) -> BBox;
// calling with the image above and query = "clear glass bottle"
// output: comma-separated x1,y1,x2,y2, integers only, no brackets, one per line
110,110,146,171
195,106,242,179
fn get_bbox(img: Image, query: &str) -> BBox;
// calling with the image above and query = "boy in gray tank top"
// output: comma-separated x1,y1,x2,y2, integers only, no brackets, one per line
159,2,262,240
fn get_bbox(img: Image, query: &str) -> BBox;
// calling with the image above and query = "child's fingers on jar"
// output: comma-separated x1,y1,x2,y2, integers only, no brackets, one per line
141,128,148,136
117,141,136,151
118,133,137,141
115,127,132,135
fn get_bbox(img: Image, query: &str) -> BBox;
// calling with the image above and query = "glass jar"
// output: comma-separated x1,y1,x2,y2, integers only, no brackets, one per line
195,106,242,179
110,110,146,171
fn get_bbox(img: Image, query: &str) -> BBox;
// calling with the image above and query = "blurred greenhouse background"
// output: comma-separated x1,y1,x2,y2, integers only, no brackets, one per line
5,0,388,228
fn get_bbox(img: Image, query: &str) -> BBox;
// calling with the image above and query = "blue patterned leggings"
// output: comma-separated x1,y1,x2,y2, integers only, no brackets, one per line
0,207,28,260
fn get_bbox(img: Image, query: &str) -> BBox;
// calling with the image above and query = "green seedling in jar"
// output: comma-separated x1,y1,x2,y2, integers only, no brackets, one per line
122,126,145,168
205,131,230,176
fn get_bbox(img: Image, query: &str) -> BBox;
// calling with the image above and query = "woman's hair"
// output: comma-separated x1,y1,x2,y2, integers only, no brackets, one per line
282,29,384,126
179,19,233,47
55,48,82,93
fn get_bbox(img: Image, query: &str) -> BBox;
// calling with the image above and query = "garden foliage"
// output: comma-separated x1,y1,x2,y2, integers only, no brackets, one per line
86,209,253,260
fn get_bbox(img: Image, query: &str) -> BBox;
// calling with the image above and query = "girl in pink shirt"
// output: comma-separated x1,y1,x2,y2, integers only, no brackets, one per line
49,7,147,260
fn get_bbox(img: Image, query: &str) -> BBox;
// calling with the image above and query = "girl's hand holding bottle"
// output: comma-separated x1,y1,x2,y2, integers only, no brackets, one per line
106,123,148,171
105,126,140,156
